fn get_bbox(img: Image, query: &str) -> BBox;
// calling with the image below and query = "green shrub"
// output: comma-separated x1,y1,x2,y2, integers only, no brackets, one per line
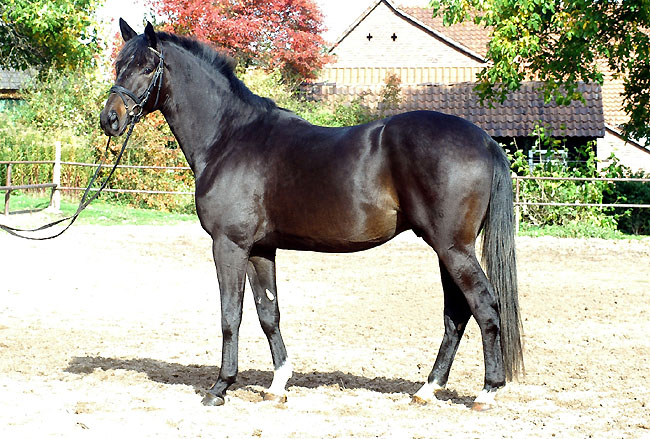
0,122,97,189
1,66,195,212
242,69,375,127
602,159,650,235
17,68,108,137
519,222,633,239
510,126,620,232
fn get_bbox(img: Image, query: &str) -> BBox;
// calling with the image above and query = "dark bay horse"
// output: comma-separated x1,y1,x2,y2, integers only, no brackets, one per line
100,20,523,410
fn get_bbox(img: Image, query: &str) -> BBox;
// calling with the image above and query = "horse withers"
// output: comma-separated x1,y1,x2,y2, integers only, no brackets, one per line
100,19,523,410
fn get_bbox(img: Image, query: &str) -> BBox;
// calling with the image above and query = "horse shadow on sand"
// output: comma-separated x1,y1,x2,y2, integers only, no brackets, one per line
65,356,475,407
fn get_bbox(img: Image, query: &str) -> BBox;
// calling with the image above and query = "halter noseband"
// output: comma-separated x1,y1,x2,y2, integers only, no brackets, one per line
109,47,165,124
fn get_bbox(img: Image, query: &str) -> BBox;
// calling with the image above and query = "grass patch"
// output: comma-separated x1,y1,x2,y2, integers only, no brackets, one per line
518,222,644,240
1,192,197,226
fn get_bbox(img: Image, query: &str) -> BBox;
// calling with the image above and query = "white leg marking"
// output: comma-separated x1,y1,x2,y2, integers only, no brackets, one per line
265,288,275,301
267,358,292,396
413,381,444,402
474,388,497,405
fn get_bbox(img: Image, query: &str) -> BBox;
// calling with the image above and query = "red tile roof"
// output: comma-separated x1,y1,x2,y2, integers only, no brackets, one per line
306,81,605,137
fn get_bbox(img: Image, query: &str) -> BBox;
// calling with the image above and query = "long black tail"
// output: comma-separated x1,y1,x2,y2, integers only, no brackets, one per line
481,138,524,381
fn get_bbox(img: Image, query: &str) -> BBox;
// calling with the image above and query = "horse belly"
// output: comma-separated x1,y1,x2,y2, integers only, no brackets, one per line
272,198,401,253
268,123,401,252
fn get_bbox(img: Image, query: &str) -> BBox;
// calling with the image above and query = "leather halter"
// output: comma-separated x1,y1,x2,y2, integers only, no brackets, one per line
109,47,165,124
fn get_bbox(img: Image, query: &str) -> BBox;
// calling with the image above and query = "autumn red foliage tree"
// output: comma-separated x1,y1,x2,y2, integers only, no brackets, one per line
147,0,331,81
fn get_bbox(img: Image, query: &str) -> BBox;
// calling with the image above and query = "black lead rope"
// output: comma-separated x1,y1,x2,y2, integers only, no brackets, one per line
1,47,164,241
0,121,136,240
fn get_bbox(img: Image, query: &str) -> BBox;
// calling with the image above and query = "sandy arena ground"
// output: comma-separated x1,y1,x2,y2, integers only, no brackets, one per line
1,221,649,438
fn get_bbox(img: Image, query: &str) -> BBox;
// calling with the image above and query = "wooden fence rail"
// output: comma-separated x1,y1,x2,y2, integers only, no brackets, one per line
512,176,650,210
512,175,650,233
0,147,194,215
2,152,649,222
0,143,64,215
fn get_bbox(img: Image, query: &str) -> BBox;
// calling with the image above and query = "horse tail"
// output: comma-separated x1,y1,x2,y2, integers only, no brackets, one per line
481,138,524,382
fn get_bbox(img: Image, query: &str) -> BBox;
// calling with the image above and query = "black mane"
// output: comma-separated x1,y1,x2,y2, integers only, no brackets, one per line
121,31,277,112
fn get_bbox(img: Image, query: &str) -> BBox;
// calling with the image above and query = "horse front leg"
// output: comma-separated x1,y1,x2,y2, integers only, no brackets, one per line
247,249,292,402
202,236,249,406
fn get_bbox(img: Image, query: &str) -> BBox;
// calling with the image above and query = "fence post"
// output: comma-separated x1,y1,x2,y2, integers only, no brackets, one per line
49,141,61,212
3,163,11,215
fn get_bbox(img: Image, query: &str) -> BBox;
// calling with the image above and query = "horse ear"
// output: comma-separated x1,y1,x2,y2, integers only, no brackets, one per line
145,22,158,50
119,18,137,42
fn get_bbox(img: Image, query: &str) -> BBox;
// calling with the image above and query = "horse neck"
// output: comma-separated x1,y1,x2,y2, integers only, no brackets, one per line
159,44,269,176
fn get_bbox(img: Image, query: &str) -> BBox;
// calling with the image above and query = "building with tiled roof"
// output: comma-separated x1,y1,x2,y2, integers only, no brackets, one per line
0,70,30,97
396,6,492,60
0,69,31,111
400,5,632,134
307,81,606,162
315,0,650,172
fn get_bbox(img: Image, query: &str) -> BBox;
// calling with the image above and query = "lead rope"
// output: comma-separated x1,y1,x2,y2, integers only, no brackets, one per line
0,120,137,240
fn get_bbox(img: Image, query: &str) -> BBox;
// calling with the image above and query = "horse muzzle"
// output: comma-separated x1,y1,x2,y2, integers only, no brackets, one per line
100,99,128,137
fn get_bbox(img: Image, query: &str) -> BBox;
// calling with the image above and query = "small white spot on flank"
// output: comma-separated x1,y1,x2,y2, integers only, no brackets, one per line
265,289,275,301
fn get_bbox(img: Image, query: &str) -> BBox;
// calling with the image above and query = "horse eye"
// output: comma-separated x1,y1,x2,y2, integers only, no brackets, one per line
143,67,153,75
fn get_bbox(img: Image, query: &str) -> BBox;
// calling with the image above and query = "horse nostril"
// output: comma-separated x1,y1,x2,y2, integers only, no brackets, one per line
109,110,119,131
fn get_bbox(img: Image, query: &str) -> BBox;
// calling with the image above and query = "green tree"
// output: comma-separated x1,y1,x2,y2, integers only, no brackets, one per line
430,0,650,142
0,0,102,72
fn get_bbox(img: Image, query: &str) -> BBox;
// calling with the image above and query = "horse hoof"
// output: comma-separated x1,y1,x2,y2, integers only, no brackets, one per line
410,395,430,406
471,401,494,412
472,388,497,411
261,391,287,403
201,392,225,406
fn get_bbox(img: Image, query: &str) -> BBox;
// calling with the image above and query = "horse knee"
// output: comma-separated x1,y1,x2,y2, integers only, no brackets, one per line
221,317,241,340
259,315,280,336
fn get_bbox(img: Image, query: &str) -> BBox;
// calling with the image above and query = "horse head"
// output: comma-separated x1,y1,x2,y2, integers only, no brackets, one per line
100,19,165,137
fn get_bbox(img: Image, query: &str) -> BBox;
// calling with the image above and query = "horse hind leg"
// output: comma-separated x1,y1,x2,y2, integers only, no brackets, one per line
247,250,292,402
412,261,471,405
435,244,506,410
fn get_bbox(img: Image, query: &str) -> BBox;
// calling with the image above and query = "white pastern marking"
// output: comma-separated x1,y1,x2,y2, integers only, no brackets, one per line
474,388,497,405
265,288,275,301
414,381,444,402
267,359,293,395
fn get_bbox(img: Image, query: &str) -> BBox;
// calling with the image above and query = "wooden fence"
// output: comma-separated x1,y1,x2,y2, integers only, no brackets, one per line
1,159,57,215
512,175,650,233
0,143,192,215
2,153,649,223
